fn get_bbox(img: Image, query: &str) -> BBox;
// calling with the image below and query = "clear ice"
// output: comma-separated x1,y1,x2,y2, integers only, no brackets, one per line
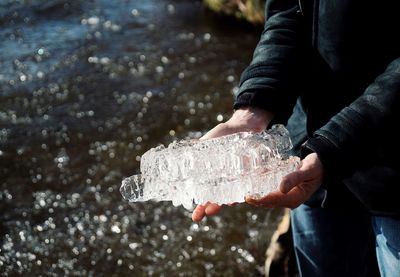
120,125,300,210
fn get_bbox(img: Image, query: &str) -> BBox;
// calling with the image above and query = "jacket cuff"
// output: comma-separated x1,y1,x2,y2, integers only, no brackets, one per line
301,136,341,189
234,91,294,124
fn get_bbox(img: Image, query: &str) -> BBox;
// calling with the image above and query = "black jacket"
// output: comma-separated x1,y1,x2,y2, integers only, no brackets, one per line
234,0,400,215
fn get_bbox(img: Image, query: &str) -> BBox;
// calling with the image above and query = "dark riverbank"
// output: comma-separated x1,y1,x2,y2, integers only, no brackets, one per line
203,0,265,25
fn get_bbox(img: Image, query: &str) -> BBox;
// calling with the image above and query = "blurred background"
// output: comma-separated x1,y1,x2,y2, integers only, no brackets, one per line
0,0,290,276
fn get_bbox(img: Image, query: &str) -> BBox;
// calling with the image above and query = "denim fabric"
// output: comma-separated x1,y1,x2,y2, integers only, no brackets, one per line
291,204,374,277
372,216,400,277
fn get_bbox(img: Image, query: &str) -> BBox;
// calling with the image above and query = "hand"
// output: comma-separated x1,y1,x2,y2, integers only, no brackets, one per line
191,107,274,222
245,153,323,209
200,107,274,140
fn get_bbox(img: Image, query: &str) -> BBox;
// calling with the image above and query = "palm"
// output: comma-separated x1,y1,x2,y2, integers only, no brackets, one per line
246,153,323,209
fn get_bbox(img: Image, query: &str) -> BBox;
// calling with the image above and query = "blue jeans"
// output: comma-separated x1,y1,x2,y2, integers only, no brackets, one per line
292,204,400,277
373,216,400,277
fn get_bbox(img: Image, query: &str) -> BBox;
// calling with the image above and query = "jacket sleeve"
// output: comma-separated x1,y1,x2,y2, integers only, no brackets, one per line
303,57,400,181
234,0,304,124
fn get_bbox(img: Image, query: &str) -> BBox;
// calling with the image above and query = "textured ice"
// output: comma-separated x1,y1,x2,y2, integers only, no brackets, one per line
120,125,300,210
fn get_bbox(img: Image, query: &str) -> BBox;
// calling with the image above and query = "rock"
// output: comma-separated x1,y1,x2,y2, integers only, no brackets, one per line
203,0,265,25
265,208,298,277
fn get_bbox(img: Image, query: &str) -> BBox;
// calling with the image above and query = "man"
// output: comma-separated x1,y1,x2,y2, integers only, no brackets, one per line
192,0,400,276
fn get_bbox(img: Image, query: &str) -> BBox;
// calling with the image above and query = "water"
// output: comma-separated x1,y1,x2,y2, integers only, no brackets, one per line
0,0,284,275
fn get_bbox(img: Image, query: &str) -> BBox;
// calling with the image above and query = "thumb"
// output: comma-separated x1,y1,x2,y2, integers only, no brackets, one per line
279,166,312,194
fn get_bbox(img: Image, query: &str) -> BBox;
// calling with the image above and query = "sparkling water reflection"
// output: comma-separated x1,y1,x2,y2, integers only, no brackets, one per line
0,0,283,275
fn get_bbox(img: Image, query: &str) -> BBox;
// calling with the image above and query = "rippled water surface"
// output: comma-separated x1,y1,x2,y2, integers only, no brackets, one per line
0,0,284,275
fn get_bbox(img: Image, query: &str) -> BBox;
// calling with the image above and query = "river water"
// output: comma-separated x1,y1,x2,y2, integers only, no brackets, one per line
0,0,284,275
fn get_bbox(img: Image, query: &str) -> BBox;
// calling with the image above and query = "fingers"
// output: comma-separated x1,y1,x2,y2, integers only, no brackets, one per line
191,203,222,222
280,172,303,194
246,190,297,209
245,192,281,208
279,167,314,194
247,179,322,210
192,204,206,222
200,123,229,140
273,184,318,209
205,203,221,216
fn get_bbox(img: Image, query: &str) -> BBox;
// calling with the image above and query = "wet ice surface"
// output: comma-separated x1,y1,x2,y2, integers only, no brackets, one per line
121,125,300,209
0,0,283,275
